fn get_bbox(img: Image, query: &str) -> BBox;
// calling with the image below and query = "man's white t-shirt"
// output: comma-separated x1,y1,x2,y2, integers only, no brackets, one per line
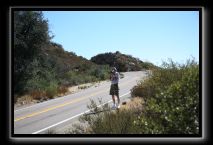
111,72,119,85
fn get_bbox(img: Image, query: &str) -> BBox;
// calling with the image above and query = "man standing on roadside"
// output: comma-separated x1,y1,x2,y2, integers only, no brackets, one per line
110,67,120,109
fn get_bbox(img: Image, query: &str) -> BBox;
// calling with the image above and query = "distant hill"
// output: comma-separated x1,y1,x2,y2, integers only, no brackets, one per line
40,42,110,87
90,51,155,72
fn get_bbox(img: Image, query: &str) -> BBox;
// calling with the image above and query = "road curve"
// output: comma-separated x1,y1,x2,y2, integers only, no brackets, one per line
14,71,148,134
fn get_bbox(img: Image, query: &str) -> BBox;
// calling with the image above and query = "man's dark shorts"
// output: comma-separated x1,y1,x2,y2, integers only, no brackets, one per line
110,83,119,96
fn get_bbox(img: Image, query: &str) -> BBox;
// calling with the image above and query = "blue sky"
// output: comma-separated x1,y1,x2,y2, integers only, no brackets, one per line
43,11,199,66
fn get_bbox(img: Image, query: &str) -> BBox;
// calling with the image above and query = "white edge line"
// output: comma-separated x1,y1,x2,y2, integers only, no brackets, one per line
32,91,130,134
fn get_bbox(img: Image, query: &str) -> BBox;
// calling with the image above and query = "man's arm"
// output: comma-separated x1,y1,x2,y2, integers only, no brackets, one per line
116,72,119,81
110,73,113,80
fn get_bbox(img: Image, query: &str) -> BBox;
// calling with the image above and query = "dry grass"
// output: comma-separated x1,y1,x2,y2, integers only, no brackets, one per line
30,90,47,100
57,86,68,96
14,81,104,108
68,81,102,94
70,97,145,134
121,97,144,111
45,129,57,134
15,95,37,108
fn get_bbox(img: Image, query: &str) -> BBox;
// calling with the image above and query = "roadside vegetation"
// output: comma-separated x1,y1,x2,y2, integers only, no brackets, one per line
69,58,199,134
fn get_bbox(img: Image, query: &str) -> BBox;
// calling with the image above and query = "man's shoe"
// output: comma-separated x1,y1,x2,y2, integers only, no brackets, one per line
117,104,120,109
111,104,117,109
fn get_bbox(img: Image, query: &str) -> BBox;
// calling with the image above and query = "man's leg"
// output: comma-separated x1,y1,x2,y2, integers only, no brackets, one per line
116,95,120,108
111,95,117,109
116,95,120,105
112,95,115,105
116,84,120,106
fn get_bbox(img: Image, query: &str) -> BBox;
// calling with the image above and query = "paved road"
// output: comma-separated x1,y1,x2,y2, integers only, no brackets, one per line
14,71,148,134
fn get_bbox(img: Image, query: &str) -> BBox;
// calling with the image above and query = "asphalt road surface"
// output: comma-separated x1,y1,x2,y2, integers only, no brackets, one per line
14,71,148,134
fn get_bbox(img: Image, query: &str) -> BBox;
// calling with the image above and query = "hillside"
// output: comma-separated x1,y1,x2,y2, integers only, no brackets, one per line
15,40,110,102
44,42,111,85
42,42,97,79
91,51,155,72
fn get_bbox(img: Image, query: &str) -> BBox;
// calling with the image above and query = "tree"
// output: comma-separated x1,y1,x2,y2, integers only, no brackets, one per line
14,11,52,94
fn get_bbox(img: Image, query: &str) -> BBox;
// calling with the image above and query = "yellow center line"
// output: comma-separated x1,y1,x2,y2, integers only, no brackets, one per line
14,90,105,122
14,77,138,122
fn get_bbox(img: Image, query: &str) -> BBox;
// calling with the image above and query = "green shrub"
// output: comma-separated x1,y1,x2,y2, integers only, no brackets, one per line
87,65,110,81
64,65,110,87
45,81,58,99
25,79,59,100
24,75,48,93
131,59,186,101
131,59,199,134
65,71,82,86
